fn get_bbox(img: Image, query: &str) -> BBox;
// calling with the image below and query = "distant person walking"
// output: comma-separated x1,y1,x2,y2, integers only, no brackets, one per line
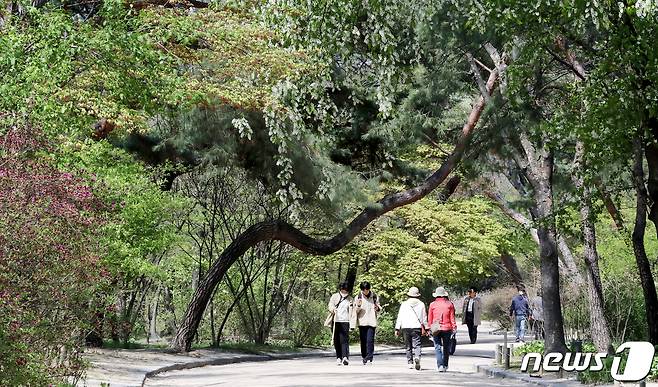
352,281,381,365
461,286,481,344
327,282,353,365
395,286,427,370
509,287,531,343
428,286,456,372
530,290,544,340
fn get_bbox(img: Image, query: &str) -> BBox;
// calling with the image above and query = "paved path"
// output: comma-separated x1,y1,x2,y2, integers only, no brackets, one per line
144,347,523,387
145,325,527,387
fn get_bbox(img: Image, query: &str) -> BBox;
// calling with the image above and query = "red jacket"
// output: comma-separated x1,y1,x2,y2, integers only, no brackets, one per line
428,297,456,332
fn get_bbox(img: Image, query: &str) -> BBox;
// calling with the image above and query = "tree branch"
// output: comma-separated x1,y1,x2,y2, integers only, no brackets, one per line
172,65,501,351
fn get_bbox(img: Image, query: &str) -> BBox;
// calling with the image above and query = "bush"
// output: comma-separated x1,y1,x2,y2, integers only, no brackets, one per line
0,131,106,385
481,286,517,330
374,311,403,345
287,297,326,347
513,340,544,357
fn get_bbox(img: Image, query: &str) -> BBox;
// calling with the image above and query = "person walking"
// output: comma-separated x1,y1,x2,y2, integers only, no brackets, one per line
427,286,456,372
394,286,427,370
530,290,544,340
509,286,531,343
327,282,353,365
352,281,381,365
461,286,481,344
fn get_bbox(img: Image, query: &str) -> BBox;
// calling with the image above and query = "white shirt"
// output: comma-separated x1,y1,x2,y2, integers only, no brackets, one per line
395,298,427,329
467,298,474,312
335,294,351,322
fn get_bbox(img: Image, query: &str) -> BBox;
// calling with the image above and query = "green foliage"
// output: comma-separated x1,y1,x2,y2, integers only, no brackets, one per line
57,139,184,280
513,340,544,357
352,196,528,304
373,311,401,345
287,298,326,347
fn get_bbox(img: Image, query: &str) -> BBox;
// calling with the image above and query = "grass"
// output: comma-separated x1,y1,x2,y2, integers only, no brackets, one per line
209,341,299,354
100,338,304,354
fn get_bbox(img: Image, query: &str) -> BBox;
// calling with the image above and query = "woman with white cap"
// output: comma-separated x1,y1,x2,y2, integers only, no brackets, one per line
394,286,427,370
427,286,456,372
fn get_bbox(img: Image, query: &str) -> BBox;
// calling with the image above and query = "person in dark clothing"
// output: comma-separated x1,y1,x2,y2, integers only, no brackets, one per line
509,287,531,343
461,287,481,344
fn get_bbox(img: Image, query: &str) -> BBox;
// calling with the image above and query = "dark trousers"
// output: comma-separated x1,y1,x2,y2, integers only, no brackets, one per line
465,311,478,344
359,326,376,361
402,328,422,363
433,330,452,368
333,322,350,359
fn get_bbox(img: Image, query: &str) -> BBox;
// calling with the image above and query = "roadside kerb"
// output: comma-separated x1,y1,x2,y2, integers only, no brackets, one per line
475,364,584,387
141,350,334,386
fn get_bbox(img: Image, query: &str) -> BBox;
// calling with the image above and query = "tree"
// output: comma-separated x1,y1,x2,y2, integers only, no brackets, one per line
171,60,502,351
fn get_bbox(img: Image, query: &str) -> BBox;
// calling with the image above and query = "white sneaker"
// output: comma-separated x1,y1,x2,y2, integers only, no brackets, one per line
414,357,421,370
336,358,342,365
438,365,446,372
342,357,349,365
408,362,414,369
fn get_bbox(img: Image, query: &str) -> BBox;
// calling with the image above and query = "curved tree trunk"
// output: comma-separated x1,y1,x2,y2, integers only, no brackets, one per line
631,135,658,344
170,70,500,351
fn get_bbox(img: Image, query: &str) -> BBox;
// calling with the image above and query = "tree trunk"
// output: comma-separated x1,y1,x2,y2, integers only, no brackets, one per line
631,135,658,344
148,286,160,343
572,142,611,352
170,68,500,351
500,251,524,289
519,132,568,354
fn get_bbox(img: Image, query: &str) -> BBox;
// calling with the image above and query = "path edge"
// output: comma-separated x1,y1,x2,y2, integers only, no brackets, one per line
475,364,581,387
141,350,333,386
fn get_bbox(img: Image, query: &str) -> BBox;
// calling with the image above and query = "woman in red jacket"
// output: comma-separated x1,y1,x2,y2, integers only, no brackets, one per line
427,286,456,372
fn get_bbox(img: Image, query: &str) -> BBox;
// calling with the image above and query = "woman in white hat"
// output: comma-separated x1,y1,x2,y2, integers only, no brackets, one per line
394,286,427,370
427,286,456,372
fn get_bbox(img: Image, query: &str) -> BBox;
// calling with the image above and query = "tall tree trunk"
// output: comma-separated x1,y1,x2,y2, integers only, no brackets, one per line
631,135,658,344
534,168,568,354
572,142,611,352
500,251,524,289
519,132,567,354
171,68,500,351
148,286,160,343
554,39,611,351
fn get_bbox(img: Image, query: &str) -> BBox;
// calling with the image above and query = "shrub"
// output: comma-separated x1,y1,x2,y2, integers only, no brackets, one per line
0,131,106,385
287,298,326,347
374,311,403,345
481,286,517,330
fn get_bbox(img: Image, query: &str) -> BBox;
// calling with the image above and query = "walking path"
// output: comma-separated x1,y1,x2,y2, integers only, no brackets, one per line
81,322,638,386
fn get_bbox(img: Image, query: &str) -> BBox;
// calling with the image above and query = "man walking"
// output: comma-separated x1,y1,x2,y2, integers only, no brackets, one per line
395,286,427,370
461,287,481,344
509,287,531,343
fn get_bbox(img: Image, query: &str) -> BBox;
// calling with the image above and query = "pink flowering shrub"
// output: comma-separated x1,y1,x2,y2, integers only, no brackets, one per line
0,129,107,384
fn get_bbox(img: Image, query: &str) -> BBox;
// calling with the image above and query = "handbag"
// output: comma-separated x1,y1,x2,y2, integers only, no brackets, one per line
323,312,334,327
449,332,457,355
325,294,348,327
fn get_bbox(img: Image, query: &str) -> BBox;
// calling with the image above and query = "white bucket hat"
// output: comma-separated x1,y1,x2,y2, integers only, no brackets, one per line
432,286,448,297
407,286,421,297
